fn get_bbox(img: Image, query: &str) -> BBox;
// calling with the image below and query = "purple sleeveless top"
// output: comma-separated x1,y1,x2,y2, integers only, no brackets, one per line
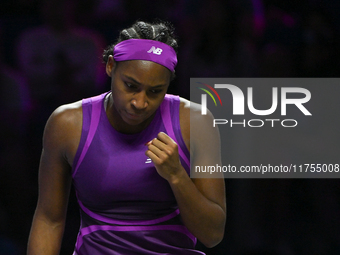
71,92,205,254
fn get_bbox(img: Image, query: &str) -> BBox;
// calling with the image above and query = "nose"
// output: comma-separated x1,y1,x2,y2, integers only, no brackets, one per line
131,91,148,110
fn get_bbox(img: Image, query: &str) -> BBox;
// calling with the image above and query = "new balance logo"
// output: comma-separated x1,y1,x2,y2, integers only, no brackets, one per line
145,158,152,164
147,46,162,55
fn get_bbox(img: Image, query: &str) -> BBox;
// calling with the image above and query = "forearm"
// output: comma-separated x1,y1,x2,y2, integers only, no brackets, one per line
168,169,226,248
27,213,65,255
146,132,226,246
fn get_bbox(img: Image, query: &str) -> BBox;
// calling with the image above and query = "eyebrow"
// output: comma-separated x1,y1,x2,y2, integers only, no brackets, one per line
124,75,167,88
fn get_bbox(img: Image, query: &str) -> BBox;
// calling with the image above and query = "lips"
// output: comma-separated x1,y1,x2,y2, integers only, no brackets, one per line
125,111,144,119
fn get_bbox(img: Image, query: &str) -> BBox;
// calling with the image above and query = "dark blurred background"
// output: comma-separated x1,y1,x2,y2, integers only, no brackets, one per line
1,0,340,254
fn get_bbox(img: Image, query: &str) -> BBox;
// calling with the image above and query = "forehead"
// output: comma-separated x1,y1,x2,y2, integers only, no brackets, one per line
116,60,171,86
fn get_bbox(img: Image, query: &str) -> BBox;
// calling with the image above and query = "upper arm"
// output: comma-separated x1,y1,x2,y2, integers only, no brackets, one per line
180,99,226,213
36,103,82,223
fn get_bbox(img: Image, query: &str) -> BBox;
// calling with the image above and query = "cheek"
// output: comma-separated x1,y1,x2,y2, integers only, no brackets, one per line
111,81,126,100
113,94,126,107
111,90,127,109
148,97,165,111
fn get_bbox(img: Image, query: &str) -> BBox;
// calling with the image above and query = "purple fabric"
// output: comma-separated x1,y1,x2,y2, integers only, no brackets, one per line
76,225,197,252
113,39,177,72
71,92,202,254
160,95,190,169
72,94,104,178
74,228,204,255
77,197,180,226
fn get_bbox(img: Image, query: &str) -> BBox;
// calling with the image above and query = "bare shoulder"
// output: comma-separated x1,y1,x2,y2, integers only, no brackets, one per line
49,100,83,126
179,97,216,133
178,97,191,125
179,97,223,178
179,97,217,152
46,100,83,134
43,100,83,166
179,97,215,120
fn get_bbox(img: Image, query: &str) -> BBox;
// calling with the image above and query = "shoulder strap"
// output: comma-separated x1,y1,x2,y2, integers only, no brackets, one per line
160,95,190,169
72,93,104,178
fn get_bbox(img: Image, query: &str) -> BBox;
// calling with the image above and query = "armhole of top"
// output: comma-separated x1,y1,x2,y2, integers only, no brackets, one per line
160,95,190,171
71,99,91,177
172,97,190,168
72,93,105,178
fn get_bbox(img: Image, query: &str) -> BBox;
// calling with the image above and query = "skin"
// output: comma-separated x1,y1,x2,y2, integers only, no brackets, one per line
27,56,226,254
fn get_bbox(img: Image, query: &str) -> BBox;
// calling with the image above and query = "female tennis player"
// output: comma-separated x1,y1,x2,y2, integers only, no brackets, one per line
27,20,226,255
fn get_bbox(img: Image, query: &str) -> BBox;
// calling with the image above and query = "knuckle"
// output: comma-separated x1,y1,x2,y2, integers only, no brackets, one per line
161,151,168,159
165,148,173,155
169,143,178,153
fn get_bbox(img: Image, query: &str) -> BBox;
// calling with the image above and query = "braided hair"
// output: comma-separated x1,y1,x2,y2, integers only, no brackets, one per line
103,21,178,65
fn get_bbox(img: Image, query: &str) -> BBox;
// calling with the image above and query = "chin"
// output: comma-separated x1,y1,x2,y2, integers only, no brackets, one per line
122,113,147,126
123,118,144,126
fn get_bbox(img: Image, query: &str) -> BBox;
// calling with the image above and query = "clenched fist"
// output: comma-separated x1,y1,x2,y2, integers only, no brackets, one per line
145,132,186,182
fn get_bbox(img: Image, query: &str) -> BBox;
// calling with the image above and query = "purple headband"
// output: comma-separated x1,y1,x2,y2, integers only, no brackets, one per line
113,39,177,72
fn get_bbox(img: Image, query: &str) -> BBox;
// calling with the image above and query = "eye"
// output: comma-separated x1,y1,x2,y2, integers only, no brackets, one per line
150,89,163,94
125,82,137,90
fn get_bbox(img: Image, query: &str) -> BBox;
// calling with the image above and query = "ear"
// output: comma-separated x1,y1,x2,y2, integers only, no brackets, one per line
106,55,116,77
